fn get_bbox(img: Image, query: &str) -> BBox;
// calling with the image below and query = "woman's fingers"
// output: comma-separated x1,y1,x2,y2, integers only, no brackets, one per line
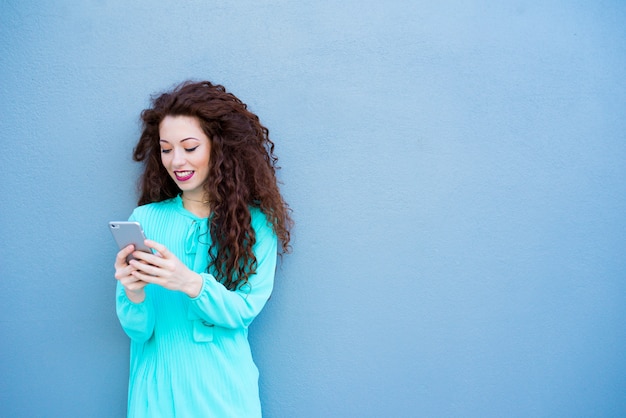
128,240,194,293
130,269,159,286
131,241,167,265
114,245,138,282
124,278,148,291
130,259,160,277
113,244,149,301
114,244,135,269
131,240,177,273
140,239,170,261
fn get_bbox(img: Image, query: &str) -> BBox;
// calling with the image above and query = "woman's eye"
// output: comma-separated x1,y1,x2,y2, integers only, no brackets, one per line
161,149,172,154
185,146,199,152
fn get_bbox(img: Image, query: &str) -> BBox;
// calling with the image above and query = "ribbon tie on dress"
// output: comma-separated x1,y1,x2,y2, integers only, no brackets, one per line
184,219,210,273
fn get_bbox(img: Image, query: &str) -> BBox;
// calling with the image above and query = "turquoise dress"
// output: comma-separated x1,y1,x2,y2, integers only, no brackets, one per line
116,196,277,418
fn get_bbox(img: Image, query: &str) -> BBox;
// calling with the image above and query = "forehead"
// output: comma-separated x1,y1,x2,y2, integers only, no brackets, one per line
159,115,208,142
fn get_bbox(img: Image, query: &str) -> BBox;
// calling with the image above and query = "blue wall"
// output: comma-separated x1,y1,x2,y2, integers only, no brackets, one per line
1,1,625,417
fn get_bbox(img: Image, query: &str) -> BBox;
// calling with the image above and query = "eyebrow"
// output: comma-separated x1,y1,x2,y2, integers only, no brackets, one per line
159,137,201,144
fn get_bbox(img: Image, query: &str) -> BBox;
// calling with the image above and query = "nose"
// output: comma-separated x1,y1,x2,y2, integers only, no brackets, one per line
172,148,186,167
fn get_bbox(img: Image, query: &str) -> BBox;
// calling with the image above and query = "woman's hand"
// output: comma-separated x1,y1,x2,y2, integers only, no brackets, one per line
114,244,149,303
128,239,204,298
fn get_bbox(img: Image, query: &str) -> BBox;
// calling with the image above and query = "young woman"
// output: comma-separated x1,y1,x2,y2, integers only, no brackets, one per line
114,80,292,417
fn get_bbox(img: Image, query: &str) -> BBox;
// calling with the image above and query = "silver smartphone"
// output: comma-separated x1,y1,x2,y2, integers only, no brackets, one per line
108,221,152,261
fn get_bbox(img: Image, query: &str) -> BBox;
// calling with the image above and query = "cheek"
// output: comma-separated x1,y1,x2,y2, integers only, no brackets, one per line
194,149,211,168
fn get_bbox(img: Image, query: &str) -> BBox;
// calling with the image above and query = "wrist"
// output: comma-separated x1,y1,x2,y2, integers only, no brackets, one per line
125,287,146,304
185,272,204,298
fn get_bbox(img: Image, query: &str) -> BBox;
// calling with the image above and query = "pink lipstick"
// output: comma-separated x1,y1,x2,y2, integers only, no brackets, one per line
174,171,194,181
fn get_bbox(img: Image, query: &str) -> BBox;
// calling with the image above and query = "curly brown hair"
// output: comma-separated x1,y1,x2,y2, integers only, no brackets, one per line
133,80,292,290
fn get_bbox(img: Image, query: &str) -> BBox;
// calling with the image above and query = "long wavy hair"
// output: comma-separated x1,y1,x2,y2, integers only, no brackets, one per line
133,80,292,290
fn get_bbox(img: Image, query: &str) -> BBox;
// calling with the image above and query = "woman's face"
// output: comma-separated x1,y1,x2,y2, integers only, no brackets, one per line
159,115,212,199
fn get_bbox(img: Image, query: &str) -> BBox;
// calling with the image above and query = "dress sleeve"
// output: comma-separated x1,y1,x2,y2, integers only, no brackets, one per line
114,209,156,343
188,211,278,329
115,282,156,343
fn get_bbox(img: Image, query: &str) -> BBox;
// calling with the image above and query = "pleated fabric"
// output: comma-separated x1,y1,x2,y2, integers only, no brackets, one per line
116,196,277,418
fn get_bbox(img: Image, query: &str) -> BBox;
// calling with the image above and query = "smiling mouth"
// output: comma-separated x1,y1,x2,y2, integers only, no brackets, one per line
174,171,194,181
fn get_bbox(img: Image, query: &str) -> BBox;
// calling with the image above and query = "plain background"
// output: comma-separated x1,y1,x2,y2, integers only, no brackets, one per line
1,1,625,417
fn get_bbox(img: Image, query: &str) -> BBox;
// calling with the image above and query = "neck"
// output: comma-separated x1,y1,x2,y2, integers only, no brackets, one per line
181,193,211,218
182,194,208,203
